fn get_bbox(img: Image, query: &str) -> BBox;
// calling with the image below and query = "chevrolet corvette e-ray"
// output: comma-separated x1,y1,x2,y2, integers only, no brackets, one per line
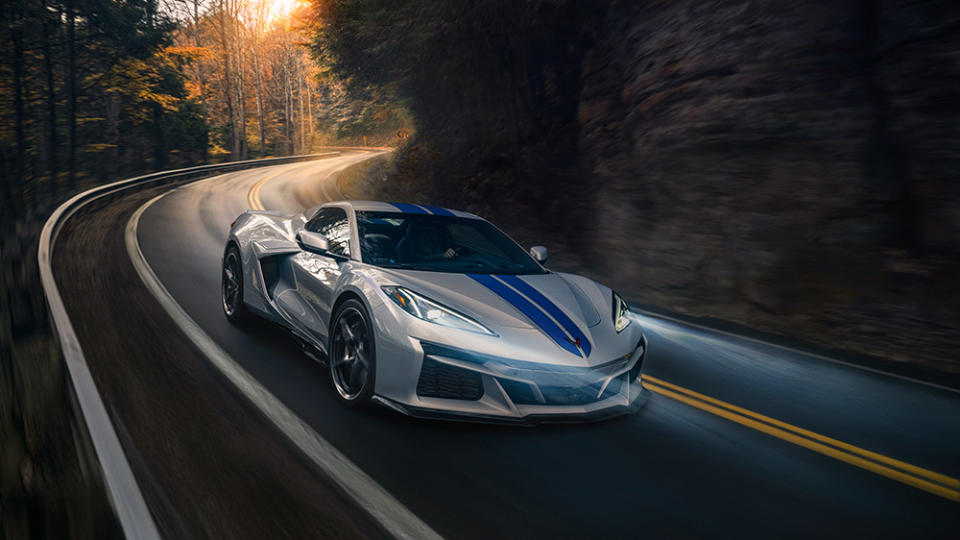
222,201,648,422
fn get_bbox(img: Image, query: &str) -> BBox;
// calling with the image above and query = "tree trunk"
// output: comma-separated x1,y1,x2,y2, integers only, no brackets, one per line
41,0,59,198
284,58,292,154
66,0,78,186
254,48,266,157
10,19,26,196
153,105,166,170
105,94,120,180
219,0,236,160
6,7,26,217
298,65,306,152
237,47,247,160
193,0,208,163
306,74,313,147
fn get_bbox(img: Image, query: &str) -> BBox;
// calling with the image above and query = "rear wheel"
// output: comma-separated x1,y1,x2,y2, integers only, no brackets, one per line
221,244,250,324
329,299,376,406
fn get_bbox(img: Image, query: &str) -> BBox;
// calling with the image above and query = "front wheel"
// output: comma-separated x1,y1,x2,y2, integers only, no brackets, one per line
329,299,376,406
221,244,251,324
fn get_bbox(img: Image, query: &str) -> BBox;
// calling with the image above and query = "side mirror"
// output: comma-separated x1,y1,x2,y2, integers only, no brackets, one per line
297,230,329,253
529,245,548,264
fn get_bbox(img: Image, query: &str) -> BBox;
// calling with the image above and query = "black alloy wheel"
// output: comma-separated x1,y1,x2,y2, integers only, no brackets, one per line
329,299,377,405
222,244,250,324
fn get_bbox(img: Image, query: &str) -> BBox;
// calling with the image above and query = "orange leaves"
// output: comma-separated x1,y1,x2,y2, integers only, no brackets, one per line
161,45,214,62
97,49,184,115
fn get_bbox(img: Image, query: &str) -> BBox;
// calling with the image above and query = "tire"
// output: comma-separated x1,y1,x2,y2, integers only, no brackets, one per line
221,244,251,324
328,298,376,406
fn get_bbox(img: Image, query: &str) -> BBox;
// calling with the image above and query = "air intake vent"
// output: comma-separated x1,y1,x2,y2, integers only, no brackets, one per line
498,378,539,404
259,255,282,298
629,337,646,382
416,358,483,400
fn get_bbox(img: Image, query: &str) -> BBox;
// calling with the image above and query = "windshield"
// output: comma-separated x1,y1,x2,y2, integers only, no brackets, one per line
356,211,546,275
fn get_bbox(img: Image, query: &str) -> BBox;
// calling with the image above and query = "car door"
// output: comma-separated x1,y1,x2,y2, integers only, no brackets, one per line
288,207,352,345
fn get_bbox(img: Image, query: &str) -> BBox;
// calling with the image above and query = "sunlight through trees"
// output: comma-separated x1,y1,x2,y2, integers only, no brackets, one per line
0,0,410,217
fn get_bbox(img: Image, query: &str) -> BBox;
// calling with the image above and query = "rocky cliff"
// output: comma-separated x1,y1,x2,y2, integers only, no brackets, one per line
568,0,960,370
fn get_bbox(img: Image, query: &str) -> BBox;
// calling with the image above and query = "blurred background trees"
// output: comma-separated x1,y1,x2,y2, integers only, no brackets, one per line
0,0,410,219
0,0,207,216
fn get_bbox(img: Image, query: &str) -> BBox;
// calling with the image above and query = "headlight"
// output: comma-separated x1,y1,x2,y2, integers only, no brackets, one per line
382,286,497,336
612,291,631,332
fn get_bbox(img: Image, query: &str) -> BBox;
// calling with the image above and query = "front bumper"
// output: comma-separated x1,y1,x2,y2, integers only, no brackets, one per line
373,391,650,425
373,334,649,424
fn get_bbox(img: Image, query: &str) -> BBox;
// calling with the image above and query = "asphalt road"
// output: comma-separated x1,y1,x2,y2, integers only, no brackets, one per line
67,151,960,538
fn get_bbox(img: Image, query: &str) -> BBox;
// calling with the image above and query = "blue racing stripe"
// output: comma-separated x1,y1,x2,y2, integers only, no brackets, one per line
389,202,429,214
497,275,592,356
468,274,582,357
420,205,455,216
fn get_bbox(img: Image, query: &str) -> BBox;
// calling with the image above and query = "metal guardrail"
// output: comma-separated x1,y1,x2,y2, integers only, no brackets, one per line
37,153,339,539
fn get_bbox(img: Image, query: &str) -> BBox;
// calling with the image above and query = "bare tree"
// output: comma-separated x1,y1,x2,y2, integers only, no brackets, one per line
66,0,77,185
191,0,209,161
218,0,236,159
298,60,306,152
234,0,247,160
252,0,267,156
41,0,59,192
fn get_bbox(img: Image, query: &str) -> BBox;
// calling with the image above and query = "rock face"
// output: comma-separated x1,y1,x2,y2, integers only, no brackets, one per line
564,0,960,369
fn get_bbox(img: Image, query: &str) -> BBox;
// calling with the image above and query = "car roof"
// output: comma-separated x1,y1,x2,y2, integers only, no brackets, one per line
330,200,482,219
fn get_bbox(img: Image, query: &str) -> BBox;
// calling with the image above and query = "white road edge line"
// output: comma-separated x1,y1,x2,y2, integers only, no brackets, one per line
40,206,168,540
126,190,442,540
33,246,161,540
37,154,347,540
629,309,960,395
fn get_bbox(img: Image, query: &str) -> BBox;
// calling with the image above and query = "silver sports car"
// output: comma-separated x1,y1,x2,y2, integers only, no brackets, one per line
222,201,648,423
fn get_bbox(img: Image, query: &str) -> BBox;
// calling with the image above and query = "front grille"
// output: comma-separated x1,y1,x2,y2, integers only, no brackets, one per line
539,383,606,405
416,358,483,400
501,375,625,406
498,378,539,404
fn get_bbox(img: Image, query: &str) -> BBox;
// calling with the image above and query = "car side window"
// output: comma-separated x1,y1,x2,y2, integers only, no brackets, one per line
306,208,351,257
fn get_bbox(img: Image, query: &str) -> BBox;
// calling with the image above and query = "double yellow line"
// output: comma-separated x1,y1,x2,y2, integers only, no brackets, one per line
247,161,320,211
643,374,960,501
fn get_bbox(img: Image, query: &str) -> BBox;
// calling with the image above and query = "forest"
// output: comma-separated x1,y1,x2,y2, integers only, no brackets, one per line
0,0,410,220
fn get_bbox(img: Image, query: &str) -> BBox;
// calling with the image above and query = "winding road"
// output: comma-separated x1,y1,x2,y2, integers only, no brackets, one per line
52,151,960,538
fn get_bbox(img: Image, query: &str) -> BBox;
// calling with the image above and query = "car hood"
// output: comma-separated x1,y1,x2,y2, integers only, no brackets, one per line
372,268,603,341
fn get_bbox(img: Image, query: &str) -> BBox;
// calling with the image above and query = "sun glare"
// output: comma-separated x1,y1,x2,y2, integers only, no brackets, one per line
266,0,305,22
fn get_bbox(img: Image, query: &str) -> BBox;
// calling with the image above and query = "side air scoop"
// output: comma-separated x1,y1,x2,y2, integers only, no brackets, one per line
252,238,301,259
